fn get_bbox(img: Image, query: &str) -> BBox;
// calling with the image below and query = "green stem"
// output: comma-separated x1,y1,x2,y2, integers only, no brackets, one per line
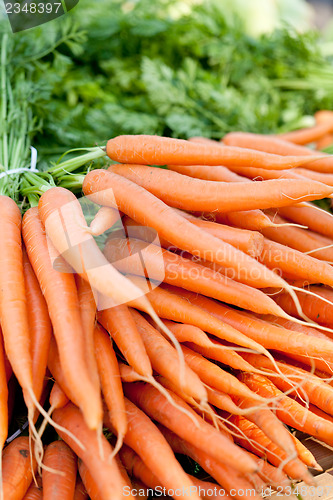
48,147,106,177
1,34,8,171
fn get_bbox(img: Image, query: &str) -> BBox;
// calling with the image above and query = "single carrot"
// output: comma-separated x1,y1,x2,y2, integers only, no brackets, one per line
159,425,262,500
229,415,313,484
23,477,42,500
2,436,37,500
241,373,333,446
53,403,134,500
22,247,52,407
278,203,333,240
78,460,102,500
73,476,88,500
223,130,333,170
123,382,258,474
98,304,152,377
0,328,8,476
94,323,127,454
294,168,333,186
129,309,207,402
49,382,69,410
23,207,102,431
244,451,291,489
42,441,77,500
127,278,270,355
279,122,333,145
167,164,245,182
103,235,285,316
211,209,280,231
83,169,289,290
75,275,100,392
106,134,320,169
104,398,202,500
89,206,121,236
218,165,301,182
315,110,333,149
108,164,333,212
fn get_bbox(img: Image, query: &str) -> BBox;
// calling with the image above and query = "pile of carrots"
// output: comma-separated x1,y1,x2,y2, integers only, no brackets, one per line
3,111,333,499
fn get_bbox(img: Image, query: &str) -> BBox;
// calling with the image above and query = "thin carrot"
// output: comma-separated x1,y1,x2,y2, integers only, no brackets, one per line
83,169,289,290
106,134,320,169
245,451,291,490
94,323,127,455
75,275,99,392
124,381,258,474
279,122,333,145
109,164,333,212
104,398,202,500
23,477,42,500
98,304,152,377
104,235,285,316
241,373,333,447
78,460,101,500
229,415,313,484
42,441,77,500
73,476,88,500
315,110,333,149
89,206,121,236
279,203,333,240
294,168,333,186
53,403,134,500
167,164,245,182
23,207,102,431
159,425,262,500
49,382,69,410
211,209,282,231
2,436,37,500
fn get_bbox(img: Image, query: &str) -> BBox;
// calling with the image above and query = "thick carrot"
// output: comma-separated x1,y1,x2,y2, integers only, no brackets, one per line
260,238,333,286
109,164,333,212
75,275,99,392
42,441,77,500
128,278,270,355
159,425,261,500
2,436,37,500
241,373,333,446
73,476,88,500
22,247,52,406
167,164,245,182
167,287,333,361
106,134,320,168
0,328,8,469
0,197,35,417
223,130,333,170
94,323,127,448
53,403,133,500
129,309,206,402
104,236,284,316
279,203,333,240
83,169,288,290
229,416,313,484
23,477,42,500
23,207,102,431
104,398,202,500
124,381,258,474
98,304,152,377
279,122,333,145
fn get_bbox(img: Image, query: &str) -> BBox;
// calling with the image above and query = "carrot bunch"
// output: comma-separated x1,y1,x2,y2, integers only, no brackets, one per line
3,115,333,499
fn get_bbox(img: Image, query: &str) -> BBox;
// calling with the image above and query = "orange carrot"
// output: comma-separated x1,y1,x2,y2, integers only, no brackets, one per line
104,235,285,316
106,134,320,169
0,328,8,474
167,164,245,182
245,451,290,490
73,476,88,500
104,398,202,500
279,122,333,145
294,168,333,186
109,164,333,212
211,209,280,231
89,206,121,236
23,207,102,431
2,436,37,500
315,110,333,149
78,460,102,500
83,169,289,290
23,477,42,500
124,382,258,474
98,304,152,377
42,441,77,500
49,382,69,410
53,403,134,500
278,203,333,240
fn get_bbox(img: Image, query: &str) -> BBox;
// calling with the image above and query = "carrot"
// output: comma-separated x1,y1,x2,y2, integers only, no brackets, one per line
104,398,202,500
219,165,302,182
22,207,102,431
83,169,289,290
315,110,333,149
104,235,285,316
294,168,333,186
159,425,262,500
244,451,291,489
262,213,333,262
53,403,133,500
75,275,99,392
279,203,333,240
78,460,102,500
241,373,333,446
108,164,333,212
229,415,313,484
22,247,52,407
49,382,69,410
89,206,121,236
94,323,127,455
279,122,333,145
2,436,37,500
98,303,150,374
128,278,270,355
168,287,333,361
73,476,88,500
23,477,42,500
106,134,320,169
223,130,333,170
211,209,282,231
260,238,333,286
167,164,245,182
129,309,207,402
42,441,77,500
0,328,8,482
